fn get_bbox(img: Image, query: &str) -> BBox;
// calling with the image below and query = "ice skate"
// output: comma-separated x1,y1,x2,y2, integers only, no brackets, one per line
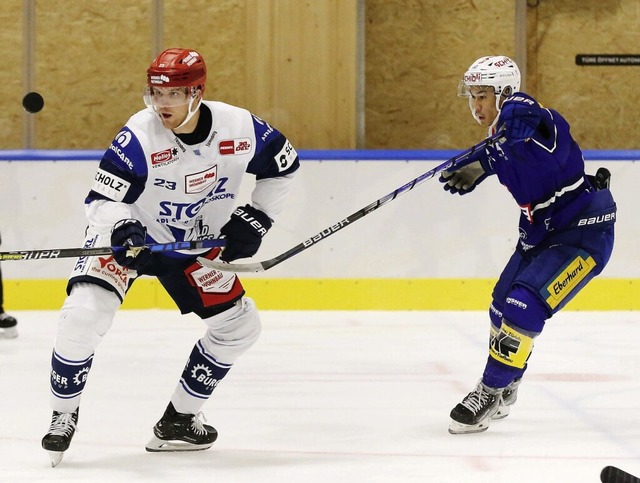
0,312,18,338
145,402,218,452
41,408,79,467
493,378,522,420
449,381,502,434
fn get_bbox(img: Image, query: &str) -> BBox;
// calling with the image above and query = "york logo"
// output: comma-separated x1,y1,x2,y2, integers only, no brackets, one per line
97,255,130,283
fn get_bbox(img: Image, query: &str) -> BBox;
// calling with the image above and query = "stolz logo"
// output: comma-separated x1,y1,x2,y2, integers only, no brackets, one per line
218,138,252,155
151,147,179,169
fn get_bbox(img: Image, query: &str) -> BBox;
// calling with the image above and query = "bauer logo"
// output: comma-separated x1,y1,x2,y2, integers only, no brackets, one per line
151,147,179,168
185,165,218,194
218,138,252,155
540,251,596,309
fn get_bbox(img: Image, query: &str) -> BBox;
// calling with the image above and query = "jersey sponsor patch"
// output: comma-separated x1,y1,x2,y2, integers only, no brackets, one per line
150,147,180,169
274,140,297,172
185,165,218,194
91,168,131,202
218,138,252,155
540,250,596,309
189,265,237,294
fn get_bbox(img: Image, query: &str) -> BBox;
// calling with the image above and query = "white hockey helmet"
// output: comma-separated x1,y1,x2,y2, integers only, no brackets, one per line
458,56,521,125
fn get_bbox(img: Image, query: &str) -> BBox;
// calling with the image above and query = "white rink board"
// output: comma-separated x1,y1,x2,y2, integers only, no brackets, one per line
0,157,634,280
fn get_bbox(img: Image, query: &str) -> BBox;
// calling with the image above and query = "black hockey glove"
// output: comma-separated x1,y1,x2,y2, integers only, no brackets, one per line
110,219,152,271
439,161,488,195
497,93,542,145
219,205,272,262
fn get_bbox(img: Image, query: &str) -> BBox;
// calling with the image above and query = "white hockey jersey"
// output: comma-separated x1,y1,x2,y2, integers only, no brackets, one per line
87,100,299,255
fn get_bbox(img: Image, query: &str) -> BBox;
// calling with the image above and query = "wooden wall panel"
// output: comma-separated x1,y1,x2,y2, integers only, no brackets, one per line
163,0,247,109
0,1,25,149
34,0,152,149
534,0,640,149
1,1,638,150
245,0,358,149
365,0,516,149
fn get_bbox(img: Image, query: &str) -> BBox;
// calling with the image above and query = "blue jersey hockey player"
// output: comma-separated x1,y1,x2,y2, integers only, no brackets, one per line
41,48,300,465
440,56,616,434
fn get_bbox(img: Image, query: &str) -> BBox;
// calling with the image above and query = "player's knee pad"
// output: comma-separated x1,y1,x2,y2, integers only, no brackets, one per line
55,282,120,358
200,297,262,364
502,285,549,334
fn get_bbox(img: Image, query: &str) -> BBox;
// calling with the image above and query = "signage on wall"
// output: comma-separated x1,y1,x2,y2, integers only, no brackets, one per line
576,54,640,66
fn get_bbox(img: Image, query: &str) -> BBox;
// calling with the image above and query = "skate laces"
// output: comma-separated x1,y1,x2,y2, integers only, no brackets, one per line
190,412,208,435
461,384,493,413
48,413,77,437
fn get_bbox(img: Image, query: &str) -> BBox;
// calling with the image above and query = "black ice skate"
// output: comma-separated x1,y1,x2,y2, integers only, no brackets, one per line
41,408,79,467
449,381,502,434
493,378,522,420
0,312,18,338
145,402,218,452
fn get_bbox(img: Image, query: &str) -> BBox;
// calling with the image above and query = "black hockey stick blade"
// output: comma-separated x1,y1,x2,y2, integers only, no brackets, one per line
198,133,504,273
601,465,640,483
0,239,225,261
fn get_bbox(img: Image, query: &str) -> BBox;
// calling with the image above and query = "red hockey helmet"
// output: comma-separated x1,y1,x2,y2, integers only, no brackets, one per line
147,48,207,92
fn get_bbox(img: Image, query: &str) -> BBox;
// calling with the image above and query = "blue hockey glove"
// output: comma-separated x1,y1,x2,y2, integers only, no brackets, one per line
497,93,542,145
439,161,489,195
110,219,151,271
219,205,272,262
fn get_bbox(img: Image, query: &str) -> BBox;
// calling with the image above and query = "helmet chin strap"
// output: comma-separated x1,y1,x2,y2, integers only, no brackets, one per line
174,96,202,130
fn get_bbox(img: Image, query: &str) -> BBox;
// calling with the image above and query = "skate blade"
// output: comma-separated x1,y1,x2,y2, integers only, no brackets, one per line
145,435,213,453
448,419,490,435
493,404,511,420
0,327,18,339
47,451,64,467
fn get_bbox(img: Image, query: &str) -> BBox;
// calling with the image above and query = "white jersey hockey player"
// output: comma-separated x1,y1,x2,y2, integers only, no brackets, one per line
41,48,300,466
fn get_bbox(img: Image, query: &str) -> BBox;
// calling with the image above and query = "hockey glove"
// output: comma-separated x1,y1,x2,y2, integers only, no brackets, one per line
497,93,542,145
110,219,152,271
219,205,273,262
439,161,488,195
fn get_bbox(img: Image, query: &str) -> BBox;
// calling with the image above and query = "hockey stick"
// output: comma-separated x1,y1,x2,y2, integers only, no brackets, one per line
0,239,225,261
198,133,504,273
601,465,640,483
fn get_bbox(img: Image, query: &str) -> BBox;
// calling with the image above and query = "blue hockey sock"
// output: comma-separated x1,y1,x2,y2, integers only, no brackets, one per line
178,340,232,400
49,350,94,401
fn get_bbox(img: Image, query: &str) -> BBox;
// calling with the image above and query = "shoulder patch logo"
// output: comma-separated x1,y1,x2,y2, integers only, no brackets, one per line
218,138,252,156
